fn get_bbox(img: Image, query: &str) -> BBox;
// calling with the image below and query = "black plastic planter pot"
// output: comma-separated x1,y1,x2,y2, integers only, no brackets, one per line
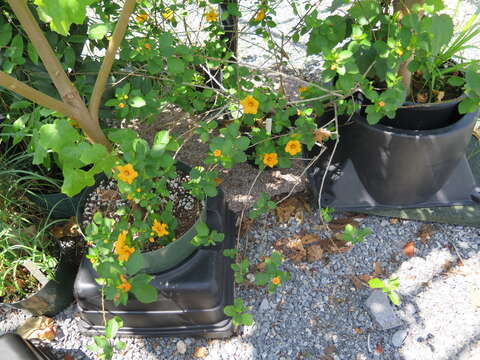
379,96,464,131
28,191,83,219
74,168,235,337
305,110,479,210
0,333,57,360
3,255,77,317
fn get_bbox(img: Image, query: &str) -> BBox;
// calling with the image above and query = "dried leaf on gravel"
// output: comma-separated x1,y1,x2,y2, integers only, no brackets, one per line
358,274,372,283
373,262,383,277
328,217,361,231
193,346,209,358
389,218,399,225
276,196,304,223
324,345,337,354
375,343,384,354
275,234,351,263
51,217,80,238
403,241,415,257
17,316,57,341
237,217,255,237
354,327,363,335
416,224,436,244
350,276,363,290
64,355,74,360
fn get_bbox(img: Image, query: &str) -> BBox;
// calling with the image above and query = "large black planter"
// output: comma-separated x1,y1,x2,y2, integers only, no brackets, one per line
0,333,57,360
306,109,479,210
74,184,235,337
3,255,76,317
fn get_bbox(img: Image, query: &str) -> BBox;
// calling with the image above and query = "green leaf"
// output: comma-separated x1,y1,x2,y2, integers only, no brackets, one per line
0,23,12,47
27,42,39,65
126,251,144,275
34,0,98,36
459,97,478,114
223,306,236,317
167,57,185,75
388,291,401,306
466,68,480,95
63,46,76,69
429,14,453,55
105,316,123,339
195,221,210,237
88,23,112,40
368,278,385,289
447,76,465,87
130,274,157,303
62,167,94,196
129,96,146,108
241,313,254,326
38,120,81,152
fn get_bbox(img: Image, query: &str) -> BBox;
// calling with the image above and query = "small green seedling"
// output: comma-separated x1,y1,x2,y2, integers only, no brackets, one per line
341,224,372,244
254,251,290,294
191,221,224,247
224,298,254,326
368,277,401,306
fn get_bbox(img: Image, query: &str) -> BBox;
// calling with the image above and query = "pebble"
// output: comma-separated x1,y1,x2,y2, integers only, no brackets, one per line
176,340,187,354
259,299,270,312
365,290,403,330
391,329,408,347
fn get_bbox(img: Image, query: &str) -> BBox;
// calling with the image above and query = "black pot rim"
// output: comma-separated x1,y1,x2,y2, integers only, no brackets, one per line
3,253,68,307
398,93,466,110
354,109,478,138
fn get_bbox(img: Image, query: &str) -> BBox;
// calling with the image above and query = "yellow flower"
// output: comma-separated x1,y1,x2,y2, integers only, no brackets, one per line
127,195,133,200
271,276,281,285
116,164,138,184
136,13,149,23
162,8,174,21
114,230,136,262
395,48,404,56
205,9,218,22
117,275,132,292
123,95,128,100
379,101,385,107
118,103,125,109
136,188,141,193
298,86,308,93
240,95,259,115
330,64,337,71
90,258,97,265
213,149,222,157
263,153,278,168
144,43,151,50
255,9,266,21
285,140,301,156
152,220,169,237
149,237,155,243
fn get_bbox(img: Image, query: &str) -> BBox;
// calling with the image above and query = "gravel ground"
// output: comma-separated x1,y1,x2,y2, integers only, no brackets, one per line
1,1,480,359
1,213,479,360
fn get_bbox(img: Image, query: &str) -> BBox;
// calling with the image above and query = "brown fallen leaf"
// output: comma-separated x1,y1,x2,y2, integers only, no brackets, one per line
274,237,306,263
373,262,383,277
64,355,75,360
433,89,445,103
358,274,372,283
17,316,57,341
97,188,119,201
416,223,436,244
276,196,304,223
350,276,363,290
416,92,428,103
307,244,323,262
354,327,363,335
237,217,255,237
389,218,399,225
324,345,337,354
193,346,209,358
375,343,384,354
328,217,361,231
314,128,332,143
403,241,415,257
473,127,480,140
51,217,80,239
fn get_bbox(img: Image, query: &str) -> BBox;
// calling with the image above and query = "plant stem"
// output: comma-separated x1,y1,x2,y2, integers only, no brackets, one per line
5,0,111,149
89,0,138,122
394,0,425,97
0,72,78,120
